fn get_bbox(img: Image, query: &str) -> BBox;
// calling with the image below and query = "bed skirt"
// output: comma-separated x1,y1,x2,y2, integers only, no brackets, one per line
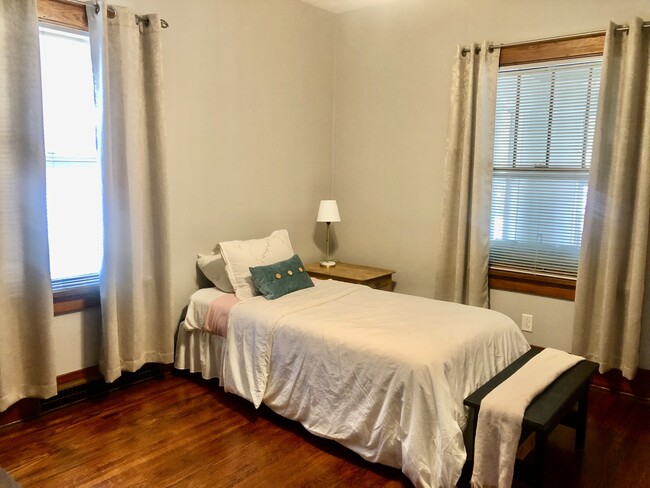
174,324,225,383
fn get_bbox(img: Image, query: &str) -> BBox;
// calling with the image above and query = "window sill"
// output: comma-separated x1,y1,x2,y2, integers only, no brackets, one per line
53,284,100,315
488,268,576,301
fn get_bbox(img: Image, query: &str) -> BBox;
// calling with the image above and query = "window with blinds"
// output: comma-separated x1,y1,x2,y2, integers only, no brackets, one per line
490,58,602,278
40,26,103,290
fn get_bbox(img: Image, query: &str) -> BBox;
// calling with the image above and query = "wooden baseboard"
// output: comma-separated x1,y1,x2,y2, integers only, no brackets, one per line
1,367,100,427
56,364,171,389
1,364,172,428
0,398,41,428
590,368,650,400
57,366,102,390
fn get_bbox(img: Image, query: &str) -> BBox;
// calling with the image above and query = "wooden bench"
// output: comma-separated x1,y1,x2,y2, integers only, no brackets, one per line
464,349,598,486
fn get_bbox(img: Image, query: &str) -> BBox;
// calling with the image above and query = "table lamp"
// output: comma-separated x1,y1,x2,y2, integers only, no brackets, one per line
317,200,341,268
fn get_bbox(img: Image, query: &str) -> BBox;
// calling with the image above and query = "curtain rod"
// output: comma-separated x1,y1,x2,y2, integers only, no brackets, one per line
461,21,650,56
93,3,170,29
62,1,169,28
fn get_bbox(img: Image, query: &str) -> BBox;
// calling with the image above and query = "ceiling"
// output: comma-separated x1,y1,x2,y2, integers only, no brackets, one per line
300,0,401,14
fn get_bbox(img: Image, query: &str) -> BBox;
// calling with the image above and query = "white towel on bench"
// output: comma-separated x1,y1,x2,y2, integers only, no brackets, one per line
470,348,583,488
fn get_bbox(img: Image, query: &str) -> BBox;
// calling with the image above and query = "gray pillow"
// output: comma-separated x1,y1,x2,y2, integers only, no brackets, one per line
196,253,234,293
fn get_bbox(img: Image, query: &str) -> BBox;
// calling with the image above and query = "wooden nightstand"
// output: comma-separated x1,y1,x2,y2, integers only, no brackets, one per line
305,262,396,291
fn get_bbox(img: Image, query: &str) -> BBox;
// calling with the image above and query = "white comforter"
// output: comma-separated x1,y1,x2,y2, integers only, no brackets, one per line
223,280,529,488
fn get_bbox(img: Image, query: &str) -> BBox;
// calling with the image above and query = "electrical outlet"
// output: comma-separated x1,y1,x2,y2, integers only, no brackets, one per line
522,314,533,332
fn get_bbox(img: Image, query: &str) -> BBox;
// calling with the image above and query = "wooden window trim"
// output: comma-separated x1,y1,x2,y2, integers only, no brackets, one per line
54,285,100,315
489,269,576,301
39,0,97,315
499,33,605,67
490,34,604,300
38,0,88,31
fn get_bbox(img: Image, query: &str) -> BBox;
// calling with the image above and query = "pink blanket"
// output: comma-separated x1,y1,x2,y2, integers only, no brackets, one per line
204,294,240,337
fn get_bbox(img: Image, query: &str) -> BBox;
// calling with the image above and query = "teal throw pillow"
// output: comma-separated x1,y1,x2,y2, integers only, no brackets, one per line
249,254,314,300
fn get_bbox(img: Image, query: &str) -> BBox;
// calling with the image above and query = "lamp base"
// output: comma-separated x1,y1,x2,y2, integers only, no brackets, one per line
319,260,337,268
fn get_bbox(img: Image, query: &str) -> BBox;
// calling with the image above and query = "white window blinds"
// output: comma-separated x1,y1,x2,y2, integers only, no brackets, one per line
490,58,602,278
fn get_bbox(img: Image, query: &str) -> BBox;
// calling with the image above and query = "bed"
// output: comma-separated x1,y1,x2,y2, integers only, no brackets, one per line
175,286,228,381
174,230,530,487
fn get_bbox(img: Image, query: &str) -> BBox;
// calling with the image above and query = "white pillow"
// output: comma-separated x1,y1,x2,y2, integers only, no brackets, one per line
196,253,235,293
218,229,294,300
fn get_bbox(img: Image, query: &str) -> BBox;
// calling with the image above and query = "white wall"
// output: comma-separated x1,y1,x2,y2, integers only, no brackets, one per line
137,0,336,316
53,0,336,374
53,0,650,374
53,309,102,376
489,291,575,352
331,0,650,368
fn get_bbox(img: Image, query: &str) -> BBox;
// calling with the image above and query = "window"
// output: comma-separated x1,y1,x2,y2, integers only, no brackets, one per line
489,55,602,299
40,26,102,288
37,0,102,314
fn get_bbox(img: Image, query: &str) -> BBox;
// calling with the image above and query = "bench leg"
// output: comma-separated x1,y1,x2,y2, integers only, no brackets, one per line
533,432,547,487
576,384,589,451
465,408,478,461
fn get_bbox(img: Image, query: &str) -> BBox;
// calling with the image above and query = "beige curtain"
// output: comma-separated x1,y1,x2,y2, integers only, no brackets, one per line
434,42,500,308
88,3,173,383
0,0,57,411
573,19,650,380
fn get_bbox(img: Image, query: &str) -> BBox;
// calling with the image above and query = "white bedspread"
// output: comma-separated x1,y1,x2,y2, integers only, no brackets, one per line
223,280,529,488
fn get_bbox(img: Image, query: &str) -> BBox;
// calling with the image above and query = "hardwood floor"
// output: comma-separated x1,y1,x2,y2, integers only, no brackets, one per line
0,373,647,487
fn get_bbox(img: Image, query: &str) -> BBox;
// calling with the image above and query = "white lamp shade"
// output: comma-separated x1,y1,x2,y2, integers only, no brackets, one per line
316,200,341,223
